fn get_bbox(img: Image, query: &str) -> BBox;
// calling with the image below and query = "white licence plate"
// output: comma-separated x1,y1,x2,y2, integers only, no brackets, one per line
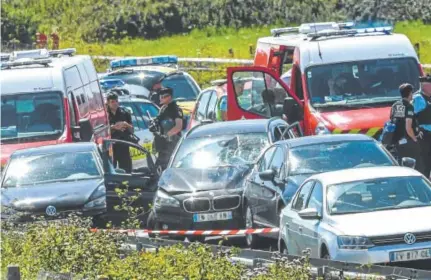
193,211,232,222
390,248,431,262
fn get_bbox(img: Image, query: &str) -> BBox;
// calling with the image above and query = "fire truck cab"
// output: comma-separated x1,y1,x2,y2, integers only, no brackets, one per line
227,22,423,139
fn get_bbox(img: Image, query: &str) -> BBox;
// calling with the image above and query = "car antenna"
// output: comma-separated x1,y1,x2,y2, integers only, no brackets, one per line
313,15,323,60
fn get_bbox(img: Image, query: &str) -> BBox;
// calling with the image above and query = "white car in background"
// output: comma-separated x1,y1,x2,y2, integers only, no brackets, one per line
279,166,431,266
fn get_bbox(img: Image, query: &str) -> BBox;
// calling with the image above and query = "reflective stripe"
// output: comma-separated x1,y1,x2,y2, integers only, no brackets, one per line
366,127,381,137
331,127,382,137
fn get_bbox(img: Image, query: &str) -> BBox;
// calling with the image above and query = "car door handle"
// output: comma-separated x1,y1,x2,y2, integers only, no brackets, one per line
298,226,303,232
106,182,120,187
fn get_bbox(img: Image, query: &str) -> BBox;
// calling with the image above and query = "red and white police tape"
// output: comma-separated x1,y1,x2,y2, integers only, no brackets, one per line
90,228,279,236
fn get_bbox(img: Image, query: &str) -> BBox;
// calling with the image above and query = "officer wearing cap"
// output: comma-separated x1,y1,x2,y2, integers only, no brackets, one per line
390,83,422,170
413,75,431,178
106,91,134,173
150,87,183,173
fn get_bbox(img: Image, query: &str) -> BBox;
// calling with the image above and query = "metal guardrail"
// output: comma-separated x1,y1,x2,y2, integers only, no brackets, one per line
125,236,431,280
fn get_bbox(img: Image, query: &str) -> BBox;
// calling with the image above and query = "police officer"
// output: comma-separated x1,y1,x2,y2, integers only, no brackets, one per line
150,87,183,173
390,83,422,170
106,91,134,173
413,75,431,178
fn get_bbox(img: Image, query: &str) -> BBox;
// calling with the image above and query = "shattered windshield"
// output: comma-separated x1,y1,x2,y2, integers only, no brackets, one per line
306,57,420,109
171,133,269,169
2,152,101,188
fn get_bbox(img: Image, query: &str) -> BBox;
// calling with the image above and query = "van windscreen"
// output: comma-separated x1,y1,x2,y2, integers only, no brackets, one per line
1,91,64,143
305,58,420,109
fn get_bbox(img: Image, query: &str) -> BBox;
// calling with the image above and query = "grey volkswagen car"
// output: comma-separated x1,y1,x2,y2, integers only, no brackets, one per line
279,166,431,268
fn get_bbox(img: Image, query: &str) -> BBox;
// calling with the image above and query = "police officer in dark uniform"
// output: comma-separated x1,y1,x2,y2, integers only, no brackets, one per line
150,87,183,173
106,91,134,173
390,83,422,171
413,75,431,178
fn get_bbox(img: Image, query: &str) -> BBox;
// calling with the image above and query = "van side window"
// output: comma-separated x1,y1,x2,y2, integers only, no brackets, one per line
91,81,104,109
64,66,84,90
294,66,304,100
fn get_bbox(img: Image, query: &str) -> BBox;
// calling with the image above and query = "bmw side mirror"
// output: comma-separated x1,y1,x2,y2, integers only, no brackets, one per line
401,157,416,169
259,169,276,181
298,208,321,220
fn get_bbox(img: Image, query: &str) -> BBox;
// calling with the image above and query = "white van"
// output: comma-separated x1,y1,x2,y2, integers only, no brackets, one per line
0,48,110,167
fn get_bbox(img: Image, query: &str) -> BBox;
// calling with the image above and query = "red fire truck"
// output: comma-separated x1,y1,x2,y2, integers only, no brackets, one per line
225,22,424,139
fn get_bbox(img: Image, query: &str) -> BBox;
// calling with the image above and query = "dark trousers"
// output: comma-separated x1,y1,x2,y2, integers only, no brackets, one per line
418,130,431,178
113,143,132,173
396,138,423,174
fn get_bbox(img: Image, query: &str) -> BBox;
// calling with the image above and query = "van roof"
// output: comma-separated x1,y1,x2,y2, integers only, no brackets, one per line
0,55,95,95
258,33,418,71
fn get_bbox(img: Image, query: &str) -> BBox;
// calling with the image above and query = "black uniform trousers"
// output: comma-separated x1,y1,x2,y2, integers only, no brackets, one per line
396,138,423,174
113,142,132,174
418,130,431,178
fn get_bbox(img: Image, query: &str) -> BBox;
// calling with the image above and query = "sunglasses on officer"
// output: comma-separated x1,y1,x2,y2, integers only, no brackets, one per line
160,94,171,99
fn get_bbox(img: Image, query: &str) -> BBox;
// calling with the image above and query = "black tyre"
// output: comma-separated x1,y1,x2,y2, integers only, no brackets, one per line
245,206,263,249
146,211,158,238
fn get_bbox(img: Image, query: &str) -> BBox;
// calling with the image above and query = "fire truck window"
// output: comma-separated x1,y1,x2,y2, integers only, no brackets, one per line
294,67,304,100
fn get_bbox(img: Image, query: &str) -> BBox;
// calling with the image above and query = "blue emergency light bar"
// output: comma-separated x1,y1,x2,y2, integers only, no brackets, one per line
110,55,178,69
99,79,126,90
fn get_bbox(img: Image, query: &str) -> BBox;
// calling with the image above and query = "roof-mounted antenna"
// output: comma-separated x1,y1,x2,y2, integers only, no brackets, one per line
313,15,323,60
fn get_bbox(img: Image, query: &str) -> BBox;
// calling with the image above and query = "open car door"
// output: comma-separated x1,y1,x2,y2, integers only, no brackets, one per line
226,66,303,128
100,139,158,227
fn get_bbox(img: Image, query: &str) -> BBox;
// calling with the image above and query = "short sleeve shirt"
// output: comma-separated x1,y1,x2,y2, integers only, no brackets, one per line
391,99,416,141
159,101,183,121
108,107,132,140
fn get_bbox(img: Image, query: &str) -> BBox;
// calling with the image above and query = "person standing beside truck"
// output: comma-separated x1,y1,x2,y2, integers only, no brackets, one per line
390,83,422,171
413,75,431,178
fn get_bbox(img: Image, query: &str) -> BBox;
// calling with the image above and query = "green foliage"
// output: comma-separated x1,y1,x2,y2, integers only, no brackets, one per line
1,216,123,279
3,0,430,45
1,219,321,279
113,182,149,229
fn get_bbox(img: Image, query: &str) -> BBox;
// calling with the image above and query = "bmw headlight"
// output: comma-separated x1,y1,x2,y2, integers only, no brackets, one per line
154,190,180,208
337,236,374,250
315,122,330,135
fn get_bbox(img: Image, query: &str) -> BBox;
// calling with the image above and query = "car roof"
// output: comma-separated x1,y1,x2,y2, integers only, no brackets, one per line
186,119,279,139
309,166,422,186
277,134,374,148
12,142,98,157
258,33,418,71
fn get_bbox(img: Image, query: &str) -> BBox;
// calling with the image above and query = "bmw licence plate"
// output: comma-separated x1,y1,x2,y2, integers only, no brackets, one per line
390,248,431,262
193,211,232,222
